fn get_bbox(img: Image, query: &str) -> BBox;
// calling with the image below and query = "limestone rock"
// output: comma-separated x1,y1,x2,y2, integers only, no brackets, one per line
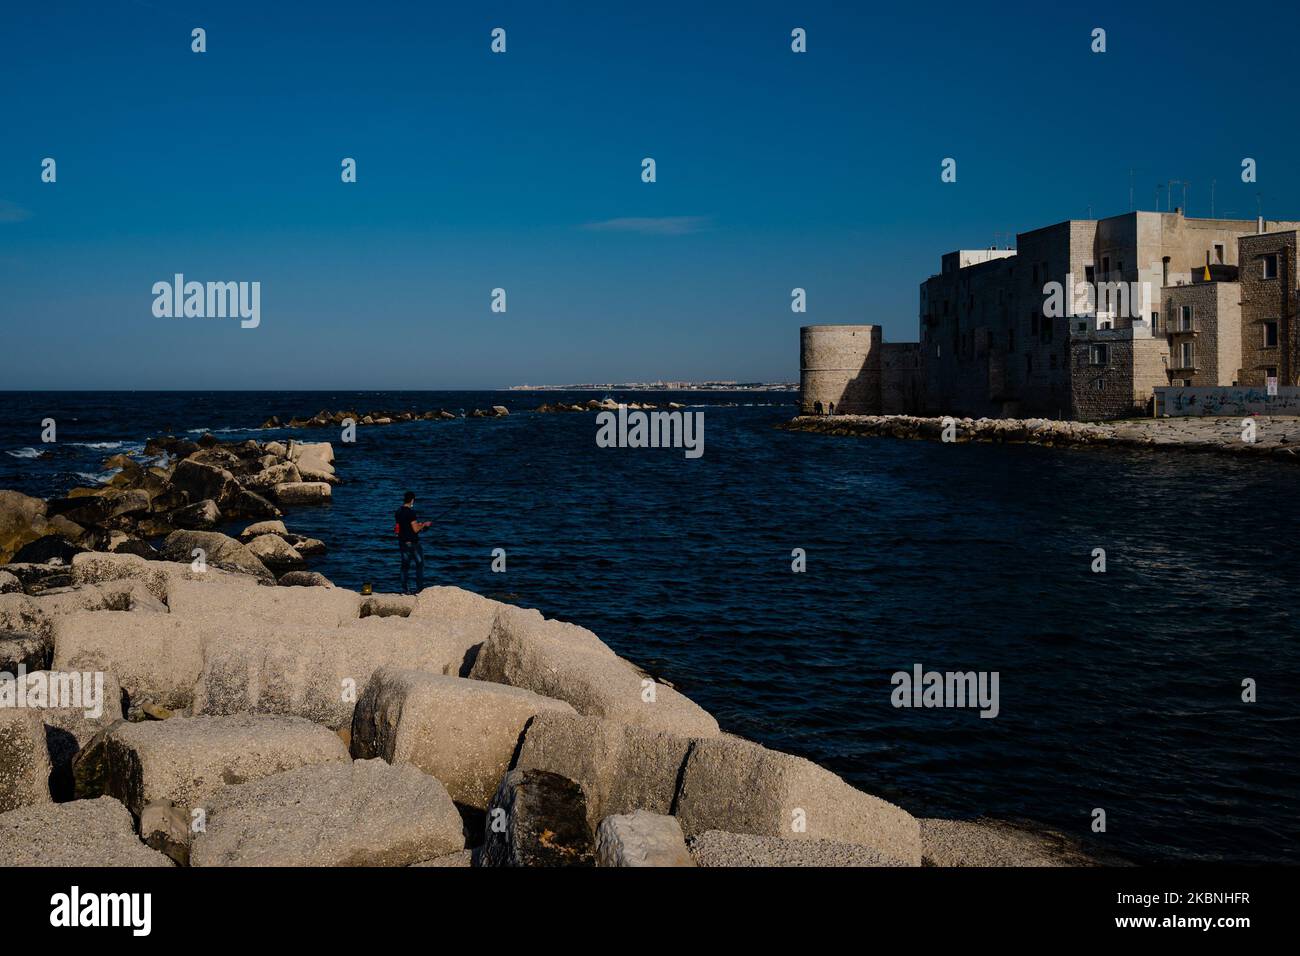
688,830,906,867
169,458,236,507
160,531,274,583
515,711,692,832
470,605,719,738
0,796,173,866
238,519,287,541
140,800,192,866
277,570,334,588
171,498,222,530
18,669,123,801
53,611,205,711
166,574,358,626
360,593,415,618
0,630,49,673
89,713,350,817
245,533,305,572
273,481,332,506
350,667,575,809
0,490,48,564
919,818,1107,867
479,768,594,867
0,570,21,594
190,759,465,867
409,586,508,672
0,709,51,812
674,736,921,865
595,810,694,867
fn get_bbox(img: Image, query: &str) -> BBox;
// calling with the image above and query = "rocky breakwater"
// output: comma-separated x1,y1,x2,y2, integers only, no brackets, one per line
0,435,339,589
781,414,1300,463
535,399,684,414
260,406,513,428
0,550,1106,867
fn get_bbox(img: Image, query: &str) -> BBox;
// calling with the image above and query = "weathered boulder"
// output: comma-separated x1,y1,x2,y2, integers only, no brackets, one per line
595,810,694,867
0,630,48,673
273,481,332,505
688,830,906,867
479,768,594,867
10,534,86,565
18,669,123,800
919,818,1105,867
83,714,349,817
0,490,49,563
0,708,52,811
140,800,192,865
169,458,237,506
190,615,469,729
514,711,692,831
674,737,921,865
160,530,274,583
351,667,575,809
239,519,286,541
245,533,305,572
166,574,358,626
491,405,509,417
0,797,173,866
190,759,465,867
277,570,334,588
470,606,719,738
53,611,203,711
71,551,176,602
172,498,221,530
0,570,20,594
412,849,473,867
360,593,415,618
409,586,508,670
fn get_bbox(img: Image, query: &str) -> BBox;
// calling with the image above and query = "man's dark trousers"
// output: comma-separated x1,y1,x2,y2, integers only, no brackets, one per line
399,538,425,593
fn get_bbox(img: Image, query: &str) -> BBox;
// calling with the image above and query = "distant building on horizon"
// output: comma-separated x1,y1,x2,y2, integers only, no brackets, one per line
800,208,1300,420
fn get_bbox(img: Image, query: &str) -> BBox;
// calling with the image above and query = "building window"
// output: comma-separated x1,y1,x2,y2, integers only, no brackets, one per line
1077,321,1087,332
1264,320,1279,348
1262,253,1279,279
1085,265,1095,284
1179,305,1194,331
1151,310,1160,333
1093,377,1105,391
1266,366,1278,378
1089,344,1109,366
1179,341,1195,369
1102,255,1110,276
1213,243,1225,264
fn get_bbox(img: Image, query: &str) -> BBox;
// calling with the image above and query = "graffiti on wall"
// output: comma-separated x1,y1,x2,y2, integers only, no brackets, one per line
1155,385,1300,417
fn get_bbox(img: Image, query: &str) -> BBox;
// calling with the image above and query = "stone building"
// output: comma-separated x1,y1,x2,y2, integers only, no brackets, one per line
920,210,1300,420
1237,230,1298,386
799,325,924,415
1158,273,1242,388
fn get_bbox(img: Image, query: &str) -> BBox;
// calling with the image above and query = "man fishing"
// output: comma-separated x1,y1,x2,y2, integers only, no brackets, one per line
395,491,432,594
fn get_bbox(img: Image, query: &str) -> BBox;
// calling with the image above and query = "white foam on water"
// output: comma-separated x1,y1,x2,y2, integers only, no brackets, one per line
6,447,41,459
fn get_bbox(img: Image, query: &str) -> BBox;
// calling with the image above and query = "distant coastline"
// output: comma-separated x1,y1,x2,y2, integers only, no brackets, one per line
507,382,797,392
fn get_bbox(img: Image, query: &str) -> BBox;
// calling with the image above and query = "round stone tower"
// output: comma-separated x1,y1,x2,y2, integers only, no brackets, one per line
799,325,882,415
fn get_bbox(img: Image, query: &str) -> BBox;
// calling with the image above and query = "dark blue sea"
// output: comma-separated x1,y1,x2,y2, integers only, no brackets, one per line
3,390,1297,865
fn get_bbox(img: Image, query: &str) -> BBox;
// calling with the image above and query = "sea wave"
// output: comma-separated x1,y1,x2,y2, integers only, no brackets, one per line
6,447,42,459
74,468,122,485
71,441,125,449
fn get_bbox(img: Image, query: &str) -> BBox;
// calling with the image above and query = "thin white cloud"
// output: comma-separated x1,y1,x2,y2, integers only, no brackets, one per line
581,216,713,236
0,200,31,223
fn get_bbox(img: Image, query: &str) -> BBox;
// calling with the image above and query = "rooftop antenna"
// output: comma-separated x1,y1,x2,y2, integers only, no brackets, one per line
1129,168,1134,211
1210,179,1216,218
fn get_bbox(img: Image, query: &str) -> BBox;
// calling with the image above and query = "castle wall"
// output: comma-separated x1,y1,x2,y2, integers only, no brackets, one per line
799,325,882,415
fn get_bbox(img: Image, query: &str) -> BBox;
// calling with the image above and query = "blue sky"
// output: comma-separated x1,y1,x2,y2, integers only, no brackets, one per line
3,0,1298,389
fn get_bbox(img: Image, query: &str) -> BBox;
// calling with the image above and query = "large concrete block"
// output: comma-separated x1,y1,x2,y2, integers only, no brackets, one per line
190,759,464,867
688,830,906,867
595,810,694,867
919,818,1105,867
0,796,174,867
16,669,123,800
161,531,274,583
408,586,509,670
480,768,594,867
53,611,205,711
470,606,719,738
0,709,51,812
191,615,476,730
350,667,575,809
514,711,692,831
92,713,349,817
167,575,359,627
674,737,921,866
71,551,183,603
